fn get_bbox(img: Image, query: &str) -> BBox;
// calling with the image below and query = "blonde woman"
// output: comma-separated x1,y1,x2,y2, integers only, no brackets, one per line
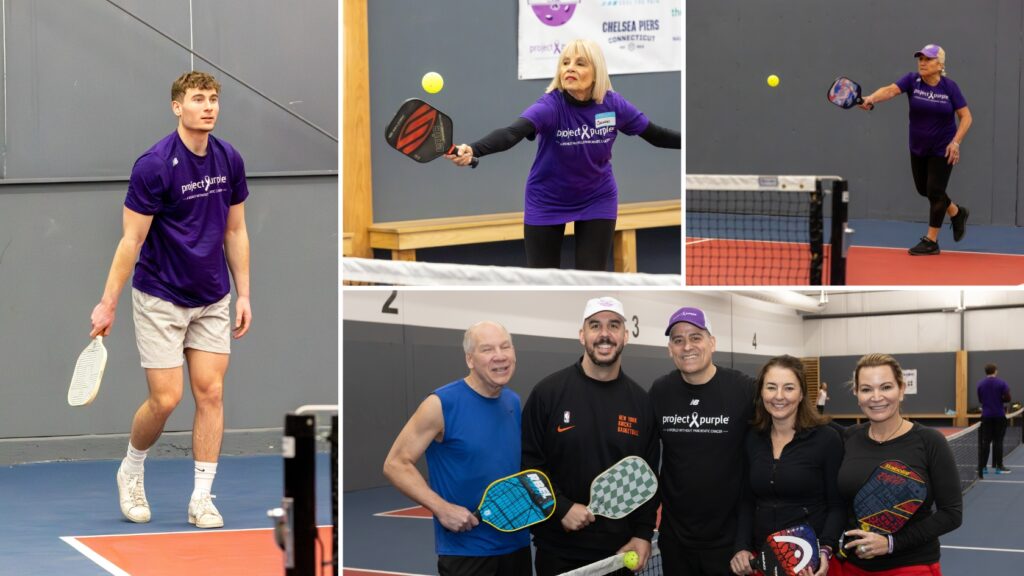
447,39,679,270
837,354,962,575
859,45,972,256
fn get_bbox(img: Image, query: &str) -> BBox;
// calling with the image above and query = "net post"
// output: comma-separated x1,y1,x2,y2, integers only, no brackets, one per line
829,179,849,285
809,181,824,285
331,414,339,574
284,413,317,576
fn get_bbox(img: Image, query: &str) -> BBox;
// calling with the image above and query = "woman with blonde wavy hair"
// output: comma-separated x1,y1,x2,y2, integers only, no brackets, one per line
448,39,679,271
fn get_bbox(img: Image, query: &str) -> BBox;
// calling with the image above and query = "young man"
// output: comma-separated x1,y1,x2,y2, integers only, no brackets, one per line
977,363,1013,476
649,307,757,575
522,296,659,576
90,71,251,528
383,322,531,576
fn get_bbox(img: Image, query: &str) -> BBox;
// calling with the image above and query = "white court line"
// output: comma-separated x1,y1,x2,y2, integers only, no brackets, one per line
343,568,432,576
942,545,1024,554
60,525,329,539
60,537,131,576
374,505,431,519
978,479,1024,484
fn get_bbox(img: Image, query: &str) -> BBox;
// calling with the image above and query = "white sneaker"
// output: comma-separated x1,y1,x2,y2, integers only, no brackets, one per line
116,462,151,523
188,492,224,528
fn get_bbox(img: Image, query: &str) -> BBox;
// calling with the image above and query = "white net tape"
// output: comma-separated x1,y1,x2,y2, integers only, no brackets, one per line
342,257,683,286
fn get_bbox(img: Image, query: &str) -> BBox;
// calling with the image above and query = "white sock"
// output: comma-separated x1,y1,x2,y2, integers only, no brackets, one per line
122,442,148,474
192,461,218,500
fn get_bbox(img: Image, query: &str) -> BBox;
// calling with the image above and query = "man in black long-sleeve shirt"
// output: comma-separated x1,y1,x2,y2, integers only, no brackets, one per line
649,307,757,576
522,296,660,576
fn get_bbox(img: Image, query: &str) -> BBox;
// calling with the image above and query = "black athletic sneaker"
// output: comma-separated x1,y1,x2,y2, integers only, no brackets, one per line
951,205,969,242
908,236,940,255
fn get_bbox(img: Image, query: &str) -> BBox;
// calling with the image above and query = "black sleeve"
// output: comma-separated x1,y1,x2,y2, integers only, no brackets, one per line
521,382,573,524
733,434,756,554
820,427,846,550
629,394,661,542
638,121,681,149
892,430,963,552
469,117,537,158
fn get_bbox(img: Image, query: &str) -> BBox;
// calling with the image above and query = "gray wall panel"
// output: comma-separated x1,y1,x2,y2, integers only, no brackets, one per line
966,350,1024,410
367,0,680,222
0,175,338,439
688,0,1018,225
821,353,956,415
1,0,336,180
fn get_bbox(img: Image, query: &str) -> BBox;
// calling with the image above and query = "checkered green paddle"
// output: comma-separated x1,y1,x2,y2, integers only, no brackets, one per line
586,456,658,519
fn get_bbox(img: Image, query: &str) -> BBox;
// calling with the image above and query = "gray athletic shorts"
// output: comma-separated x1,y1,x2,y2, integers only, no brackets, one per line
132,288,231,369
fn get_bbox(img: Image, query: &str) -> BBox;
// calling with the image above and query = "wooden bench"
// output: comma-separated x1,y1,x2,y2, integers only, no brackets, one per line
366,199,679,273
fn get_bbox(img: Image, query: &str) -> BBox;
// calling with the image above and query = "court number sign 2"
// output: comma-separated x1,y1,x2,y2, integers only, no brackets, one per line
382,290,399,315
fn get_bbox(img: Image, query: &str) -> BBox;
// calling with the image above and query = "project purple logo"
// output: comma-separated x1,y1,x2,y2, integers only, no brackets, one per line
529,0,580,27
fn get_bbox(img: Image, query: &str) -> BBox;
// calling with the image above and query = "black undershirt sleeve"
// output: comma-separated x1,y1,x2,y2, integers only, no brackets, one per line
469,117,536,158
891,430,963,552
638,121,681,149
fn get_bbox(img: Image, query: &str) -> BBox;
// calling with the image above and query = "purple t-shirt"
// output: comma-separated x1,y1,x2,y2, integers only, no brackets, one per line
519,90,649,225
894,72,967,157
125,131,249,307
977,376,1011,418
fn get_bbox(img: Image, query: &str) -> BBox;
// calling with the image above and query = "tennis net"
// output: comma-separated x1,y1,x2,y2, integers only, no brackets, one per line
946,407,1024,493
686,175,850,286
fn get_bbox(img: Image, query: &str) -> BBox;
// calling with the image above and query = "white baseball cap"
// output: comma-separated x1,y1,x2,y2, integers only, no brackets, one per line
582,296,626,324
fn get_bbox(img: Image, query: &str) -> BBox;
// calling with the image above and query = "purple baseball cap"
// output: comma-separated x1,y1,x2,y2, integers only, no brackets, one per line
665,307,712,336
914,44,944,60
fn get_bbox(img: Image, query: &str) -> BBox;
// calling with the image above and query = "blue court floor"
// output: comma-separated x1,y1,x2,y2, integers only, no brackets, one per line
0,454,332,575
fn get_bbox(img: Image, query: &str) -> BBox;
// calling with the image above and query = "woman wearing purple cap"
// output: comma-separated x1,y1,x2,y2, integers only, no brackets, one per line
446,39,680,271
859,44,972,256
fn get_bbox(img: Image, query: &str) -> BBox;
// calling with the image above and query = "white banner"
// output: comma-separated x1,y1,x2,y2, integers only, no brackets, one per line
518,0,681,80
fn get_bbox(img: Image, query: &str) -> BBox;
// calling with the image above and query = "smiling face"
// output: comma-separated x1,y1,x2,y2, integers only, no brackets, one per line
761,366,803,423
559,48,595,98
668,322,716,383
856,365,905,423
579,311,627,368
465,323,516,395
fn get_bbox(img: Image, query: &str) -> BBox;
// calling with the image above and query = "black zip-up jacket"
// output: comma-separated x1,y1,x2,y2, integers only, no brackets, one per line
522,359,660,560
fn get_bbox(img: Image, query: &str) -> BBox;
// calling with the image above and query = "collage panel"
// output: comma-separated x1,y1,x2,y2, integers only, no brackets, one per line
343,289,1024,575
687,1,1024,286
343,0,682,286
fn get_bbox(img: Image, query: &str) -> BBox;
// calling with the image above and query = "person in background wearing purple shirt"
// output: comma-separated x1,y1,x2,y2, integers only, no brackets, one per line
447,39,680,271
859,44,973,256
977,363,1013,477
89,71,251,529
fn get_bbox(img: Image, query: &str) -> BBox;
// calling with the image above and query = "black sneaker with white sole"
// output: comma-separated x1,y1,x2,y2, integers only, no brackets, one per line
908,236,940,255
951,206,969,242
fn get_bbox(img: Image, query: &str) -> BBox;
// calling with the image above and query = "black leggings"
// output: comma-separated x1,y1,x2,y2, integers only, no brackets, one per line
524,219,616,270
910,154,955,228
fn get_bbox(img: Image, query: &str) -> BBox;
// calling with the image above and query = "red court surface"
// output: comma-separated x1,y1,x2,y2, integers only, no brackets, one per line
63,526,333,576
686,239,1024,285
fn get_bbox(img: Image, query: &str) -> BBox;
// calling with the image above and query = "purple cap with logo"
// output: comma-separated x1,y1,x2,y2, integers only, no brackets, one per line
665,307,712,336
914,44,943,59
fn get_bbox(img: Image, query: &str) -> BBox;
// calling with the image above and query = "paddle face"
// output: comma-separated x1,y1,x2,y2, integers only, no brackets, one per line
753,524,820,576
827,76,866,109
475,469,555,532
385,98,456,163
587,455,658,519
853,460,927,534
68,336,107,407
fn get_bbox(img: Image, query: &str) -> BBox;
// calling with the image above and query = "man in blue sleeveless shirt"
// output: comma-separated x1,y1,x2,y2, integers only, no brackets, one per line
90,72,251,529
384,321,531,576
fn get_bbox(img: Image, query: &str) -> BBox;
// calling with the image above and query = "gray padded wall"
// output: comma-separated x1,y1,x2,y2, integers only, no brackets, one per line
343,320,770,491
367,0,681,222
0,1,338,442
688,0,1022,225
2,0,337,179
821,353,956,415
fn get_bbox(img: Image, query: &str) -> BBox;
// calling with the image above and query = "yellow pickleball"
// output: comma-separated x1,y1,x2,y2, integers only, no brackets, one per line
623,551,639,570
422,71,444,94
767,74,780,88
